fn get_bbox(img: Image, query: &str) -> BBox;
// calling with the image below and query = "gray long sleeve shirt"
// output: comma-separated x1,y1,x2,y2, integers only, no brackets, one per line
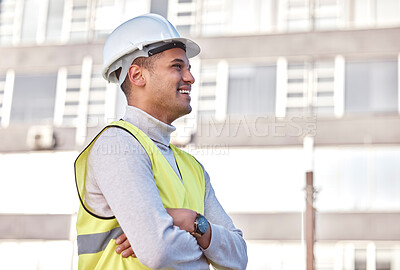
85,106,248,270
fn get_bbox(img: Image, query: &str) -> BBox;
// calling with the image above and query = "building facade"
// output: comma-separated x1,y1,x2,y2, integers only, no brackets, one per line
0,0,400,269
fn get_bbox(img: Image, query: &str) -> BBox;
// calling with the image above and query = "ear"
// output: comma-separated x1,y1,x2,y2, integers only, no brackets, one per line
127,65,146,87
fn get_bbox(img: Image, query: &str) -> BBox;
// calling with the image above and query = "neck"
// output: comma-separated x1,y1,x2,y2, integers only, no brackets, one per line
128,104,171,125
124,106,176,146
128,97,179,125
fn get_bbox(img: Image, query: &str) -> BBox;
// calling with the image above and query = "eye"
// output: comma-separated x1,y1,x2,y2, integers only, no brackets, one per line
172,64,182,70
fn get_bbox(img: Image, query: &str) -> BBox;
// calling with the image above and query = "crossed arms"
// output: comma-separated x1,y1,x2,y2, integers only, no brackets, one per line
116,208,211,258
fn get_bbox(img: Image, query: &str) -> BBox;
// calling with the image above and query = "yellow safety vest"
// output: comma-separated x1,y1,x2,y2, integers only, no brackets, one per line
74,120,205,270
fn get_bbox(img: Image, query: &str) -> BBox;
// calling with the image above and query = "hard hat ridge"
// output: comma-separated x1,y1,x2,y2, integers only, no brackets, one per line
102,13,201,85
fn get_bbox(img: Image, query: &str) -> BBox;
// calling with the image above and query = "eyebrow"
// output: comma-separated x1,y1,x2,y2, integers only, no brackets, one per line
171,58,184,64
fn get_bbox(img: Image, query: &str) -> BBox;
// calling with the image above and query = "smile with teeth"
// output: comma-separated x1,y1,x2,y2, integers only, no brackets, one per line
178,89,190,95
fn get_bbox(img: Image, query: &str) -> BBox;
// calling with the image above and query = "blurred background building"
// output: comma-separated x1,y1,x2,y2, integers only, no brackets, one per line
0,0,400,269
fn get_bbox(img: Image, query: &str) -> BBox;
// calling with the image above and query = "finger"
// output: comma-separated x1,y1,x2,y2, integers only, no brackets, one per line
115,233,127,245
116,238,131,254
122,247,134,258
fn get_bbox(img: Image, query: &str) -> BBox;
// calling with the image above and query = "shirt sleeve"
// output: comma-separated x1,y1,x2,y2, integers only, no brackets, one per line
199,163,249,270
87,127,206,269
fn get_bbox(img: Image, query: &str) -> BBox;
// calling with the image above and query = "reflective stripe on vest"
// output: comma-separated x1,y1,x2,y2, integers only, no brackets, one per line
77,227,123,255
74,120,205,269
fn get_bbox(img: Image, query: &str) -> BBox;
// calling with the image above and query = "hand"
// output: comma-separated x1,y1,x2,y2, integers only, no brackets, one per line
115,233,136,258
166,208,197,233
166,208,211,249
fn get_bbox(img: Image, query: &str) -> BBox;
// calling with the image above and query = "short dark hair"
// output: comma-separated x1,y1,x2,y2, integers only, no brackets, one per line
115,53,163,97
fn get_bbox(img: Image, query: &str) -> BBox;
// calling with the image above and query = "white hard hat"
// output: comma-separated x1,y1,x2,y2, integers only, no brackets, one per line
102,13,201,85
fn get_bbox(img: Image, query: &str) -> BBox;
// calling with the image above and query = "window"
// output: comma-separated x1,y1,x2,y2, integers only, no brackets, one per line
60,66,82,126
340,150,370,209
10,73,57,124
230,0,275,34
353,0,371,27
67,0,90,41
285,62,309,115
373,149,400,209
0,0,18,45
283,0,311,32
87,65,108,126
1,0,68,44
227,65,276,115
46,0,65,41
20,0,42,43
168,0,199,36
93,0,150,40
170,0,276,36
315,147,400,211
94,0,121,39
279,59,336,117
314,0,344,30
53,60,116,130
376,0,400,26
345,60,398,114
313,60,335,115
353,0,400,28
197,63,218,116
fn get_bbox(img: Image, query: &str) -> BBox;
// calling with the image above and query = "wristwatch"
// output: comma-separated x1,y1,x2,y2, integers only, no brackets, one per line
192,213,209,237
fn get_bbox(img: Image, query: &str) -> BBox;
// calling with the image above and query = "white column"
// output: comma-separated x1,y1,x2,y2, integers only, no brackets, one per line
61,0,73,43
12,0,24,45
53,67,68,126
337,0,347,29
334,55,345,118
368,0,375,27
277,0,288,32
75,56,93,146
36,0,49,44
1,70,15,128
215,60,229,121
334,243,344,270
344,243,355,270
366,242,376,270
276,57,288,117
272,243,283,270
392,244,400,270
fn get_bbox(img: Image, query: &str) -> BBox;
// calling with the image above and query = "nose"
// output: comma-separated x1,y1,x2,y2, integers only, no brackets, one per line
183,68,195,85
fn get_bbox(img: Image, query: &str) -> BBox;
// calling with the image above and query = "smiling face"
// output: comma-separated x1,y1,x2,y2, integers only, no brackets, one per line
141,48,195,124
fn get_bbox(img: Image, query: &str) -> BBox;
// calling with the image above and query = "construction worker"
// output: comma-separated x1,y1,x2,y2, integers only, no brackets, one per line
75,13,247,269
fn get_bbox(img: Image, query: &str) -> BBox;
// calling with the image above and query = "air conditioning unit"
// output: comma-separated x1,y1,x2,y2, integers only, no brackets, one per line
26,126,57,150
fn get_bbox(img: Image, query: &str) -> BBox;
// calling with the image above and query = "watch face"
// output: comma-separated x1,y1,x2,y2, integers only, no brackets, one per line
197,214,209,234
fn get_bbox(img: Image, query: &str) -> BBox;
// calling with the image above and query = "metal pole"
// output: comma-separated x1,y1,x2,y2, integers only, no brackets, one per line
305,171,315,270
304,135,315,270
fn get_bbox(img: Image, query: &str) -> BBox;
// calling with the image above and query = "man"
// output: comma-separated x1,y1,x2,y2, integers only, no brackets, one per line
75,13,247,269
